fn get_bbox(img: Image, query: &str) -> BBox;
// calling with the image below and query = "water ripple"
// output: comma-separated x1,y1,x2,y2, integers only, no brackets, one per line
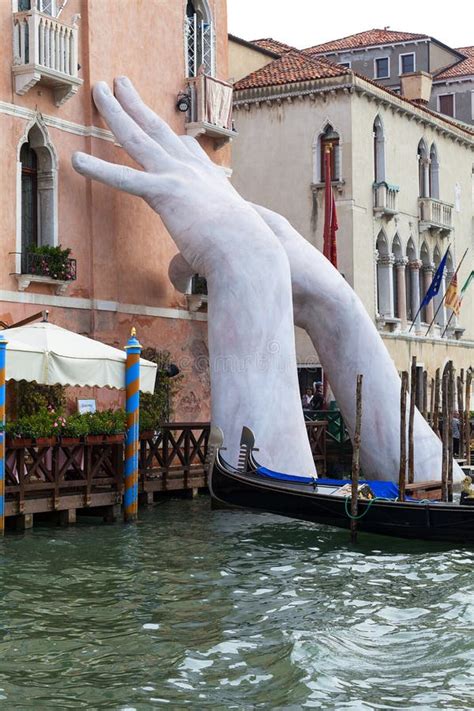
0,498,473,709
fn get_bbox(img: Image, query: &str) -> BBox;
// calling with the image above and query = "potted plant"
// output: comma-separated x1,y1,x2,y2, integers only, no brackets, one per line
6,409,57,447
61,413,90,446
26,244,76,282
102,409,126,443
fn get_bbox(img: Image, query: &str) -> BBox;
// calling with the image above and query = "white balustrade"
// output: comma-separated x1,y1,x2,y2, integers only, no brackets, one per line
419,197,453,234
373,182,399,216
12,8,81,105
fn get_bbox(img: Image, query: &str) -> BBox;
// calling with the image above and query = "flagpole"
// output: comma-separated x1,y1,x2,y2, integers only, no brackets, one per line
441,308,457,339
425,247,468,337
408,243,450,334
440,267,473,338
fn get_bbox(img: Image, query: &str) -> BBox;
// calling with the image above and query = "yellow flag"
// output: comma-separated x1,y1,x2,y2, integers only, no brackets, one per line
445,274,461,315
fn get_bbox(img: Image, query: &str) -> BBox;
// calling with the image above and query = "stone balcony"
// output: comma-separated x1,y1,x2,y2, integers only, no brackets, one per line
185,74,236,147
418,197,453,236
373,181,399,218
12,8,82,106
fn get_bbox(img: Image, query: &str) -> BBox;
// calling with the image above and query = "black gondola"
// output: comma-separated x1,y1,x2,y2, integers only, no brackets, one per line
207,427,474,543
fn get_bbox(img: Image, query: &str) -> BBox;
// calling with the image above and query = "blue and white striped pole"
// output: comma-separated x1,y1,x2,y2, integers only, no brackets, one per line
124,328,141,521
0,334,7,536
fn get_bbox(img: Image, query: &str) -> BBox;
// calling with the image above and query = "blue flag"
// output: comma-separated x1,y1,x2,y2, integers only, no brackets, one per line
421,248,450,307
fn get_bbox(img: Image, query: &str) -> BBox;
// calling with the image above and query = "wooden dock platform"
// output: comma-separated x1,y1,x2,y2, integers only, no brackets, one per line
4,421,327,529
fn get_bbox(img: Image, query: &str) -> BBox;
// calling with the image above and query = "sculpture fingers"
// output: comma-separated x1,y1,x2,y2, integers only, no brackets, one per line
72,152,156,197
114,77,192,162
168,253,194,293
92,82,172,172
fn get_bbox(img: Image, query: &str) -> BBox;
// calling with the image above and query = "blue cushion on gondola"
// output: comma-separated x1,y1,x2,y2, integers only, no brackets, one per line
256,468,399,499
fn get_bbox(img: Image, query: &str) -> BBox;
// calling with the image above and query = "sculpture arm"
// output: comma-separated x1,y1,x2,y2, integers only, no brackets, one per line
72,78,315,476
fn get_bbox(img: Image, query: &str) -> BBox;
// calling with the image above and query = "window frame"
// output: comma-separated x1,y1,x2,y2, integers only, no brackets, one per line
374,56,390,80
338,61,351,69
437,92,455,118
399,52,415,76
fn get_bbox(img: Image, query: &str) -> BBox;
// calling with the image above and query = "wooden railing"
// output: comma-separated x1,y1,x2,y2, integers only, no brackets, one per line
139,423,210,491
304,409,349,445
5,437,124,515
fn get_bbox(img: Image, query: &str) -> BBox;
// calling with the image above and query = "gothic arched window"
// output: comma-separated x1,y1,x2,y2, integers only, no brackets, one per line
186,0,215,77
373,116,385,183
20,142,38,260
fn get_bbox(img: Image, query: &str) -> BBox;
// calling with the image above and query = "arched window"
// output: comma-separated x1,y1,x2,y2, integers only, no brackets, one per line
20,142,38,259
429,143,439,199
420,242,431,322
417,139,429,197
18,122,57,273
319,124,340,182
18,1,57,14
392,234,402,318
373,116,385,183
186,0,215,77
406,239,417,321
376,231,393,318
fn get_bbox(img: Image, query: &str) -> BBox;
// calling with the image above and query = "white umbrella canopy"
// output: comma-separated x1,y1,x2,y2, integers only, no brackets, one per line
2,322,157,393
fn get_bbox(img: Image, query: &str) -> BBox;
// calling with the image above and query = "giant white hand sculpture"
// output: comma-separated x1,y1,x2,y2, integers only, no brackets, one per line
72,78,315,476
170,129,463,484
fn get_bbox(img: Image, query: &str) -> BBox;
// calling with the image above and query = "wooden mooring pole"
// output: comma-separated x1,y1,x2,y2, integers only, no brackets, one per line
441,364,449,502
458,370,465,458
0,334,6,537
465,369,472,463
433,368,441,437
399,371,409,502
448,363,455,502
350,374,363,544
408,356,417,484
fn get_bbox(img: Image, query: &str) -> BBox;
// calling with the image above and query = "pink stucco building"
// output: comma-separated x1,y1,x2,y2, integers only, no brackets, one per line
1,1,233,418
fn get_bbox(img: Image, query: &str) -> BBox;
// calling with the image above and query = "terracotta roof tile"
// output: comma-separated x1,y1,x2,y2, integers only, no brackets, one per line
305,28,428,54
251,38,296,55
435,46,474,79
233,50,349,91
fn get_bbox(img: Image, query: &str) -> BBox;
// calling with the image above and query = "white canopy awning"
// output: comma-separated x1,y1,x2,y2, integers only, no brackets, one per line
2,322,157,393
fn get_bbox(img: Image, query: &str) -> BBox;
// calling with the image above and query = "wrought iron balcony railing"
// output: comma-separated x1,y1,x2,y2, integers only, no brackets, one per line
22,251,77,281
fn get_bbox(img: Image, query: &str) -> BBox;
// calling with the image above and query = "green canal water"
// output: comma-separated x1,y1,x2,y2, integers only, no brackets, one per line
0,497,473,710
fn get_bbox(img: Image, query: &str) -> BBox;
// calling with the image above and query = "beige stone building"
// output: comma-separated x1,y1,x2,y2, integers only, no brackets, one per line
230,46,474,385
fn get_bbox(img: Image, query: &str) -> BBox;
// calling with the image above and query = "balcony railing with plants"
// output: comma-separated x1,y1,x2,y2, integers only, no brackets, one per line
12,6,83,105
17,245,77,295
186,74,236,145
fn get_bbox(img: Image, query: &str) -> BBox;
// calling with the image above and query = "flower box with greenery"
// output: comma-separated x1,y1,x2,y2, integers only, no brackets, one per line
5,408,58,447
82,409,127,444
25,245,77,282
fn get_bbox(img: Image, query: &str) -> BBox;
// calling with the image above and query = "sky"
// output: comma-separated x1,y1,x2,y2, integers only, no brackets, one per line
227,0,472,51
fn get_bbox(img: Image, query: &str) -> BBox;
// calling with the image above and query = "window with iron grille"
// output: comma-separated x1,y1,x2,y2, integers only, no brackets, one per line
186,0,215,77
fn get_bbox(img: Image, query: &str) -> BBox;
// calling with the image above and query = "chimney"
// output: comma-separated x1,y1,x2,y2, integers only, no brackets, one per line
400,71,433,104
